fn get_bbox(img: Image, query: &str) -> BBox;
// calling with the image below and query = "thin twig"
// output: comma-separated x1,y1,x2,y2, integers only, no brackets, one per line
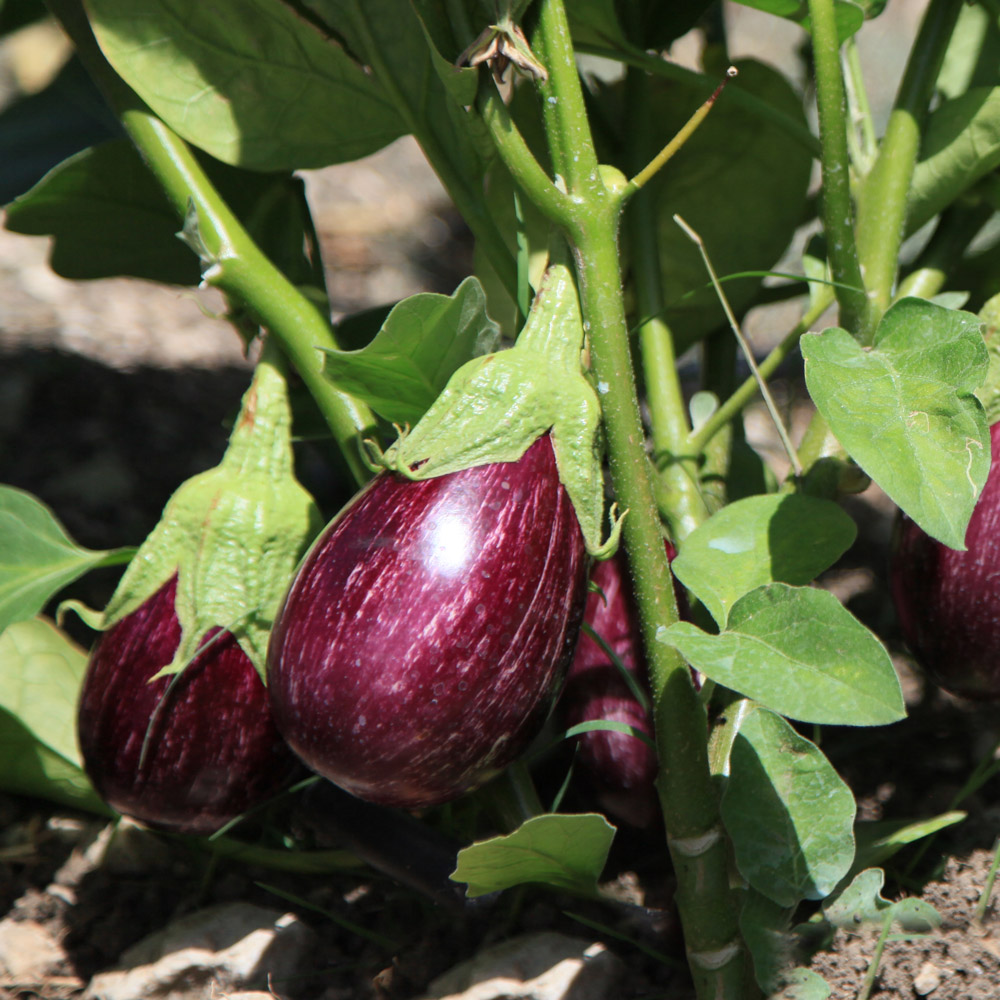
674,214,803,479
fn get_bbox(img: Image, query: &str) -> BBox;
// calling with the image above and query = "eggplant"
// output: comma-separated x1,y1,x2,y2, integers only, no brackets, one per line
267,434,589,809
561,542,678,828
890,421,1000,700
77,575,300,835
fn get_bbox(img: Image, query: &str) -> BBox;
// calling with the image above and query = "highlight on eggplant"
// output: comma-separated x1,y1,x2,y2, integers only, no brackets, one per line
77,575,301,835
890,421,1000,701
267,434,589,809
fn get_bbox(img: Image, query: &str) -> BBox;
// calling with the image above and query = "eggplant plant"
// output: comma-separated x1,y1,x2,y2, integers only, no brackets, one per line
2,0,1000,997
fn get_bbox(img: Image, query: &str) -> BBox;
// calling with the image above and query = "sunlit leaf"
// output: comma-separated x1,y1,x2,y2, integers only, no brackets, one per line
451,813,615,898
802,298,989,550
660,584,905,726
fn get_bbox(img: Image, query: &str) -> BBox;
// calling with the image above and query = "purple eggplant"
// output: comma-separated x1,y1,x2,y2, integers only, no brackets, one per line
890,421,1000,700
77,575,300,835
267,434,589,809
561,543,677,828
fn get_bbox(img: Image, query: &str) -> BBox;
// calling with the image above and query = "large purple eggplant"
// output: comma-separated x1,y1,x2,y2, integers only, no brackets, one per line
267,434,589,809
561,542,678,828
77,575,300,835
890,421,1000,700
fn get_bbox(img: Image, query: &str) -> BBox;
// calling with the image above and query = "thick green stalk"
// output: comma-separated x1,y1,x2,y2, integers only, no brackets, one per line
46,0,376,487
515,3,746,996
807,0,870,338
624,65,708,541
855,0,964,320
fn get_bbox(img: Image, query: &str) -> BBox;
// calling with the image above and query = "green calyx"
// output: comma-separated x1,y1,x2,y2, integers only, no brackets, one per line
381,260,622,558
72,354,322,682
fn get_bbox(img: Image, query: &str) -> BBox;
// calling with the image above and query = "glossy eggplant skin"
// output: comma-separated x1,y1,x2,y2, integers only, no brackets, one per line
267,434,589,809
891,421,1000,700
561,544,676,828
77,575,300,835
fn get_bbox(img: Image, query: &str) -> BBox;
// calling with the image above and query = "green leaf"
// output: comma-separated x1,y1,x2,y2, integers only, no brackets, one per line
642,59,813,349
854,811,966,871
721,707,855,907
96,361,323,681
5,139,318,285
824,868,942,933
322,277,500,426
0,486,131,635
770,968,832,1000
802,298,990,550
86,0,405,171
671,494,857,626
739,888,800,994
0,618,108,813
975,292,1000,424
909,88,1000,233
450,813,616,898
660,584,905,726
732,0,865,41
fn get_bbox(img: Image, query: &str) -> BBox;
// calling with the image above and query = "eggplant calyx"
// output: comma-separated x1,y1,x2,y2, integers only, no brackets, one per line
380,262,616,557
74,356,322,683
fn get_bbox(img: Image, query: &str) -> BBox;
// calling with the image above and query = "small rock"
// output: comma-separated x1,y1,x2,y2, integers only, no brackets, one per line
83,902,316,1000
423,931,625,1000
913,960,941,995
0,918,68,980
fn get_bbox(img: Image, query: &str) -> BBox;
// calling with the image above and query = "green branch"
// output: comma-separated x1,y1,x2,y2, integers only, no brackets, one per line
854,0,964,320
624,65,708,540
807,0,871,339
46,0,377,487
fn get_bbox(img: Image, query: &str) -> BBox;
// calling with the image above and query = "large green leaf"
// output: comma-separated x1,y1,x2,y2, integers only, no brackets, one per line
671,494,856,626
6,138,321,285
322,277,500,426
635,59,813,349
909,88,1000,234
567,0,714,50
0,617,108,813
722,707,855,907
660,584,905,726
802,298,989,550
86,0,406,170
450,813,616,898
731,0,864,41
0,486,132,635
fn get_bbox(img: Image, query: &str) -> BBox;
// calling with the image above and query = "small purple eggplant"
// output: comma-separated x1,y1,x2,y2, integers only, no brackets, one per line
562,542,679,828
77,575,300,835
267,434,589,809
890,421,1000,700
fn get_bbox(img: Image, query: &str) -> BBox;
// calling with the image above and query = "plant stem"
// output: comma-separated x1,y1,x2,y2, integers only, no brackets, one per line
46,0,376,487
807,0,871,339
973,836,1000,927
624,65,709,541
857,910,893,1000
511,3,746,996
843,38,877,172
854,0,964,323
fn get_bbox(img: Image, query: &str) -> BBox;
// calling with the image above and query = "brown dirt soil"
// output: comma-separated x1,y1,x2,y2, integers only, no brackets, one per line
811,849,1000,1000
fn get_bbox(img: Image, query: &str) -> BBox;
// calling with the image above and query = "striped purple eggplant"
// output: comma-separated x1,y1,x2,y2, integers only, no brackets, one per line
890,421,1000,700
266,434,589,808
562,541,680,828
77,575,300,835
